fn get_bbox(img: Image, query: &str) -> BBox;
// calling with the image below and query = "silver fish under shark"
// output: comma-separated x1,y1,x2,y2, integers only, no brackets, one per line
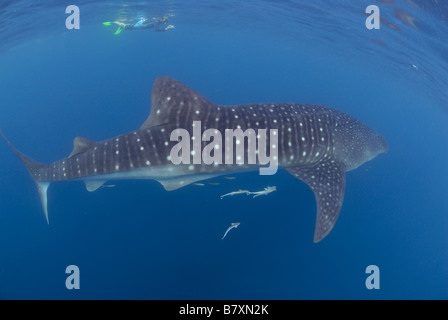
0,76,388,242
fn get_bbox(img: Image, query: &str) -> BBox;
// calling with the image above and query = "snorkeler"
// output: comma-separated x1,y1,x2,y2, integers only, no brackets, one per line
103,16,174,35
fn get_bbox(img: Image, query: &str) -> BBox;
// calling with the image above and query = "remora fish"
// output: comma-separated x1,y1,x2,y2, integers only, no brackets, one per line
0,76,388,242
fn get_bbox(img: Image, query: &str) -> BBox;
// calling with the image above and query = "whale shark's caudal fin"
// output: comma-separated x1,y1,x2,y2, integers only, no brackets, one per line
0,129,50,223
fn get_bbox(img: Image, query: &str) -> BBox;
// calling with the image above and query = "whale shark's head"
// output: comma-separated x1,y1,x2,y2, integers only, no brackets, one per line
332,113,388,172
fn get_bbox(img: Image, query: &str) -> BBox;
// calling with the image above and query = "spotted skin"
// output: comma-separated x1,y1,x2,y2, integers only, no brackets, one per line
0,77,388,242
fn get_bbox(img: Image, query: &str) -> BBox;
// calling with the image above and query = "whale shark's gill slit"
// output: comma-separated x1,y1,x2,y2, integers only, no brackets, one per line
286,157,346,243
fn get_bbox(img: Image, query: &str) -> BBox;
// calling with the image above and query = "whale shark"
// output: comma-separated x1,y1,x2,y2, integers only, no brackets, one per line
0,76,388,242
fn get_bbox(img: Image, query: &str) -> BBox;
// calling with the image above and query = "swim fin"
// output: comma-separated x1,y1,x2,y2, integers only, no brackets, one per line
102,22,112,26
114,27,123,35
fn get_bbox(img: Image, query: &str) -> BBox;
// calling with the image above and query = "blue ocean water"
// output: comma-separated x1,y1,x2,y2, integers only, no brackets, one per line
0,0,447,299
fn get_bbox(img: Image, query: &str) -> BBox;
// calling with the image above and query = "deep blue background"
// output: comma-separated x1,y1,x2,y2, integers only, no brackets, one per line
0,0,447,299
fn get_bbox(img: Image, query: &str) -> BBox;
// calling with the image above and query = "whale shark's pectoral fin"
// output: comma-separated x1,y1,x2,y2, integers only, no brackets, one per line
286,157,346,243
84,180,107,192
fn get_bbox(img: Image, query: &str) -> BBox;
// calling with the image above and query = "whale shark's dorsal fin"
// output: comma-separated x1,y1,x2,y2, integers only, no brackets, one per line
141,76,219,129
286,157,346,243
69,137,98,158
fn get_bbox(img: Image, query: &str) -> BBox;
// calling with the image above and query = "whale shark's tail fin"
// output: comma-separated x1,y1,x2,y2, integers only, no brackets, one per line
0,129,50,223
0,129,46,176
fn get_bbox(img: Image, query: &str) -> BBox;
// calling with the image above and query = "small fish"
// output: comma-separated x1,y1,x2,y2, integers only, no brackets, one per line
100,184,116,189
223,177,237,180
193,183,205,186
222,222,241,240
205,181,220,186
249,186,277,198
220,189,250,199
